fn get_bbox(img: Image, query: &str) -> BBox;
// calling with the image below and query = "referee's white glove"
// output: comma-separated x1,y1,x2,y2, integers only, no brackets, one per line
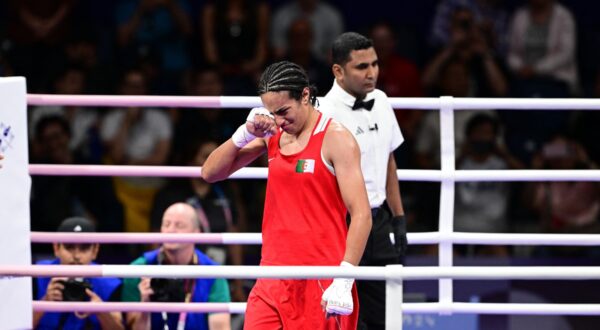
321,261,355,316
231,107,276,148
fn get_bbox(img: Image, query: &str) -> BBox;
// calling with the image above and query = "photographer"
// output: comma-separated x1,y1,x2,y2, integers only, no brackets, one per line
33,217,123,330
454,114,523,256
422,7,507,98
122,202,231,330
527,135,600,235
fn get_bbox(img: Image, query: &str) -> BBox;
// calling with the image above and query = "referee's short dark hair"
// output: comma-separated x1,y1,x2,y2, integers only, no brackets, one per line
331,32,373,66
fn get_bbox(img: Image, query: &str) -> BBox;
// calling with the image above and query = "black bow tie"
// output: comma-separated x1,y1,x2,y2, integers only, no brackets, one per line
352,98,375,111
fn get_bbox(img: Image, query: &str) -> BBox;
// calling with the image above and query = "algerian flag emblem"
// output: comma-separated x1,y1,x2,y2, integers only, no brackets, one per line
295,159,315,174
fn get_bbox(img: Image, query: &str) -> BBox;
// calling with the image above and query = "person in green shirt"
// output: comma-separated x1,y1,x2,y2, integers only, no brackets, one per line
122,202,231,330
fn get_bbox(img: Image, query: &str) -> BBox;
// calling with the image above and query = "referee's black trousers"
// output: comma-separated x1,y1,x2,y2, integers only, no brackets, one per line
351,201,404,330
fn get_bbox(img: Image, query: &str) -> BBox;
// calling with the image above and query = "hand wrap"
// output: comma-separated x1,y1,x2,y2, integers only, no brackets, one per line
321,261,355,316
231,107,274,148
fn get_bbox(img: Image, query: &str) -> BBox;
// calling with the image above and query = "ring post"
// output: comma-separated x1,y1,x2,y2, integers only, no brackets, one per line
438,96,455,314
385,264,403,330
0,77,32,329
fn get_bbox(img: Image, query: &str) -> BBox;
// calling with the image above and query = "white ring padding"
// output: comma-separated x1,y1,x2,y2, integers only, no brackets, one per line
7,265,600,280
26,94,600,110
31,301,600,316
27,165,600,182
29,231,600,246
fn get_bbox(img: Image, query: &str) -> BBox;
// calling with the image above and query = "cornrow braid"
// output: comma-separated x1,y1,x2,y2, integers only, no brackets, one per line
258,61,318,106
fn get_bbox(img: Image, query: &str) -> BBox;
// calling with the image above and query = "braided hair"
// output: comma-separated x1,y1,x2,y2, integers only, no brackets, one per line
258,61,318,106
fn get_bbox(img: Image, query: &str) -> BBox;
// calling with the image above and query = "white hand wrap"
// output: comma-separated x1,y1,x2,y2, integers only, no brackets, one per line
231,107,275,148
321,261,355,316
246,107,274,123
231,125,256,148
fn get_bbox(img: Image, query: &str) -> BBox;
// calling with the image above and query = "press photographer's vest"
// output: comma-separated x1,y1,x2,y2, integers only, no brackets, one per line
143,248,218,330
35,259,121,330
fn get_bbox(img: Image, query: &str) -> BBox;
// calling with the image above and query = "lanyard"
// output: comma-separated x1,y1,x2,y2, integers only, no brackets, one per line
160,284,195,330
176,281,195,330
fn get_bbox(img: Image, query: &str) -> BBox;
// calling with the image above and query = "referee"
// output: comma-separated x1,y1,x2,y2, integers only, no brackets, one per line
321,32,407,330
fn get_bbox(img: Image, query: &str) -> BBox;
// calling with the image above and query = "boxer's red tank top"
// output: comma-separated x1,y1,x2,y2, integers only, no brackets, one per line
262,112,347,266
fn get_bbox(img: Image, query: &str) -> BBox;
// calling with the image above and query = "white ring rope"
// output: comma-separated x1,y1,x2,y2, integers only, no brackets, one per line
27,94,600,110
33,301,247,314
29,231,600,246
30,301,600,316
30,232,263,244
6,265,600,281
28,165,600,182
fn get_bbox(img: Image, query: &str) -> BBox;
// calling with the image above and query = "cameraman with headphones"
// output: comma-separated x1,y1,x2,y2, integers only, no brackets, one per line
122,202,231,330
33,217,124,329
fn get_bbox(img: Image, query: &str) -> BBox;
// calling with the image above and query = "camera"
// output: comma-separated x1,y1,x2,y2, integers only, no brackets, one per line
59,279,92,301
150,278,186,302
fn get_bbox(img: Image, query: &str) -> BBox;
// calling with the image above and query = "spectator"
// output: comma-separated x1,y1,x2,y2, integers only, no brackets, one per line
454,114,523,256
201,0,269,95
370,21,423,98
29,66,103,162
116,0,193,93
174,67,238,151
30,115,124,238
33,217,123,330
423,7,508,98
101,68,172,233
271,0,344,61
571,71,600,164
151,139,248,301
507,0,579,96
282,18,331,96
369,21,424,170
416,47,505,169
64,28,116,94
6,0,78,92
429,0,509,55
122,203,231,330
526,135,599,234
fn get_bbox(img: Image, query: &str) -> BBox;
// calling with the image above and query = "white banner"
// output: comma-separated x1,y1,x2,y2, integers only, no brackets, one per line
0,77,32,329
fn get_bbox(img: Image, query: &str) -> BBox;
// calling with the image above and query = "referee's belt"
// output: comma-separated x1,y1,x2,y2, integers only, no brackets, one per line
371,200,391,219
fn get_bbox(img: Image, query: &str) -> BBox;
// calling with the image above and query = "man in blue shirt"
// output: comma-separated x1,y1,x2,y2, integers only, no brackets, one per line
33,217,123,330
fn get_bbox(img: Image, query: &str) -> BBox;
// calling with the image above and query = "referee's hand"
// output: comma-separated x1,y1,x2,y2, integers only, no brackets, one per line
392,215,407,257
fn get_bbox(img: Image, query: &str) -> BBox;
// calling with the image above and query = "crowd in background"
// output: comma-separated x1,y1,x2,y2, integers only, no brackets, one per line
2,0,599,268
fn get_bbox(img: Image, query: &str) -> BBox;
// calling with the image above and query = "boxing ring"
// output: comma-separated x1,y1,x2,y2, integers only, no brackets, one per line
7,94,600,329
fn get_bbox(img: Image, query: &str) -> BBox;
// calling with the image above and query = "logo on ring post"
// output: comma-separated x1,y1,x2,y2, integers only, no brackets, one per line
295,159,315,174
0,122,15,153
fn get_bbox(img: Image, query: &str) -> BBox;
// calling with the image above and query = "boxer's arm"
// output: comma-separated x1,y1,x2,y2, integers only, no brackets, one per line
202,108,276,183
202,138,267,183
323,122,372,265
